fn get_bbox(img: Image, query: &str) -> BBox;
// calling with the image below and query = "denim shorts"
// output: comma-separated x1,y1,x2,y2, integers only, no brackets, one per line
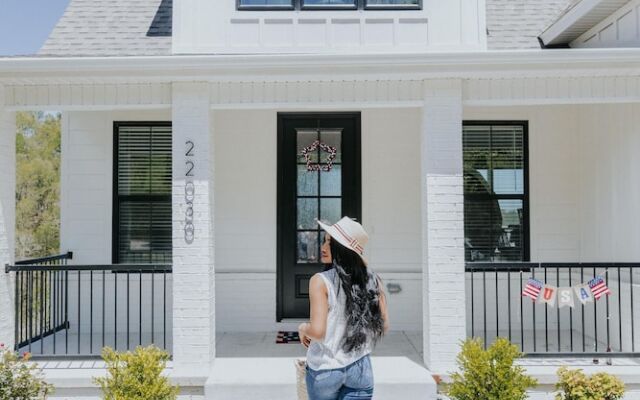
306,355,374,400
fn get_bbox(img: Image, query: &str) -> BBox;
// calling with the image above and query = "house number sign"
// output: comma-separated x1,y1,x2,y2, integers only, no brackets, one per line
184,140,195,244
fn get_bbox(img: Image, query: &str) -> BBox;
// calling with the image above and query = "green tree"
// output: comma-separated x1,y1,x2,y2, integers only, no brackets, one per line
15,111,61,259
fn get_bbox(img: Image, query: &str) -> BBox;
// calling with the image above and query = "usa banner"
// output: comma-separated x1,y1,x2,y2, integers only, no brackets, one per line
521,274,612,308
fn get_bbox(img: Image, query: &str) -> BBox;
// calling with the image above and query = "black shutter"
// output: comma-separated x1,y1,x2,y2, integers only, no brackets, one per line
463,122,528,262
114,123,172,264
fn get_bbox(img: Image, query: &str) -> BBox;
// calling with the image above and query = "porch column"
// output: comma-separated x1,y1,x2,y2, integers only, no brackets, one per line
171,82,215,371
0,86,16,349
421,80,466,374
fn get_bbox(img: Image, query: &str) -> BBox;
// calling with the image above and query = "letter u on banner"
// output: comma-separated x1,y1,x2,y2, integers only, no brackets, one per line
537,284,557,306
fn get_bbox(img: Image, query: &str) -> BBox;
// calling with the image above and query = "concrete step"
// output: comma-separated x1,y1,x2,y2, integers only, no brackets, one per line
204,356,437,400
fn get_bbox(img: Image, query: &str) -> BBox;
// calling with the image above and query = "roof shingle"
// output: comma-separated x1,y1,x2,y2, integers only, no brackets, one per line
39,0,172,57
486,0,577,49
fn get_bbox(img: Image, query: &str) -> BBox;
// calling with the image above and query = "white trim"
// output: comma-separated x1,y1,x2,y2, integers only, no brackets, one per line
3,49,640,84
540,0,604,46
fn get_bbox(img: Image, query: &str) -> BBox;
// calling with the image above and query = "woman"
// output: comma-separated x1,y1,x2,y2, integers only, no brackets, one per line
298,217,389,400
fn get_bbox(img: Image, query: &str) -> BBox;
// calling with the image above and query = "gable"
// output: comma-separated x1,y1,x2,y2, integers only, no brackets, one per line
540,0,635,47
486,0,576,49
39,0,172,57
571,0,640,47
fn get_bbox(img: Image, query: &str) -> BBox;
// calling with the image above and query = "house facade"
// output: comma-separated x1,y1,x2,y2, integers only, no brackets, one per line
2,0,640,398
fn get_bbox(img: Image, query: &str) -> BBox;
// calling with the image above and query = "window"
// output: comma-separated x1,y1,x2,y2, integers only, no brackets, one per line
238,0,295,10
463,122,528,262
364,0,420,9
238,0,420,10
113,123,172,264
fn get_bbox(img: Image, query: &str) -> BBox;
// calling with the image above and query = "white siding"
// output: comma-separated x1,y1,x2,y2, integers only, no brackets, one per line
61,110,171,264
59,101,640,337
464,104,640,355
464,103,640,262
173,0,486,54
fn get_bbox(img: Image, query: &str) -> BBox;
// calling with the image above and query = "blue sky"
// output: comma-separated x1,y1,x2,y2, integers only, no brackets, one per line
0,0,70,56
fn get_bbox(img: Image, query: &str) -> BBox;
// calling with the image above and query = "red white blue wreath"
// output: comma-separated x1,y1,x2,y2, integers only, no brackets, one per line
300,140,337,172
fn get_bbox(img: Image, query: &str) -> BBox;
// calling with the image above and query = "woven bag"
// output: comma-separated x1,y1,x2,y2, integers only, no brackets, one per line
295,358,308,400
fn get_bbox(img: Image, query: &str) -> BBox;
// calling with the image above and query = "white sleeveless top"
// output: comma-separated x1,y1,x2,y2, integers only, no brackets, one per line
305,268,373,371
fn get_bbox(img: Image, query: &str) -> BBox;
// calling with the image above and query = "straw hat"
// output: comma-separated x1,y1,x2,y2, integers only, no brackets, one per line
317,217,369,265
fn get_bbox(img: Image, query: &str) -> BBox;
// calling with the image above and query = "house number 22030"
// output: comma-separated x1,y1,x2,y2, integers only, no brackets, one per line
184,140,195,244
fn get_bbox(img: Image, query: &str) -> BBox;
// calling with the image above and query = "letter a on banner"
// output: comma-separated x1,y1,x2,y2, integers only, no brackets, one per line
574,284,594,305
557,287,574,308
537,285,557,306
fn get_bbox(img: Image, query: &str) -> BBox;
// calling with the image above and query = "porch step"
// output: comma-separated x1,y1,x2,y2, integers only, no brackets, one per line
204,356,437,400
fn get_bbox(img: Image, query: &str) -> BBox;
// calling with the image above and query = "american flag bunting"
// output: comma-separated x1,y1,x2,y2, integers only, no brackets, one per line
522,278,543,301
588,275,611,300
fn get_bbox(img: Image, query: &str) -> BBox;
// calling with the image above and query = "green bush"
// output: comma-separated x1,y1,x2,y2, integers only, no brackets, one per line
94,346,179,400
0,343,53,399
555,367,625,400
445,337,537,400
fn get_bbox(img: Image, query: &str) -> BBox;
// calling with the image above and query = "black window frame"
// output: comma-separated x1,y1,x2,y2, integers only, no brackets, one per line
237,0,421,11
112,121,173,265
462,120,530,262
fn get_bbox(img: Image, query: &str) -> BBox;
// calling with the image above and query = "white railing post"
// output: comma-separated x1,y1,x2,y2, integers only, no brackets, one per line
420,79,466,375
0,85,16,350
171,82,215,372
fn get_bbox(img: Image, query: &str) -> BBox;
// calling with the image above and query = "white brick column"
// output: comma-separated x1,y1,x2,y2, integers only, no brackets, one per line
421,80,466,374
171,82,215,371
0,86,16,349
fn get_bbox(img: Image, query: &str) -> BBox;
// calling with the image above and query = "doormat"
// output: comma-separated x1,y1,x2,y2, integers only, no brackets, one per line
276,331,300,344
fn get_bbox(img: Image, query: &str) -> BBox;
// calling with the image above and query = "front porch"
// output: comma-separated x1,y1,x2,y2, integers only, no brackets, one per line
2,51,640,398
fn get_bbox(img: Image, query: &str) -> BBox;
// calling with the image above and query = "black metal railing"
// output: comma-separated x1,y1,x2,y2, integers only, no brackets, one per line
466,262,640,357
6,260,172,358
8,252,74,352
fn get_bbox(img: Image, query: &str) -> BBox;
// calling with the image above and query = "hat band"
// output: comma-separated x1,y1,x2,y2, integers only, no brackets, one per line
333,223,364,255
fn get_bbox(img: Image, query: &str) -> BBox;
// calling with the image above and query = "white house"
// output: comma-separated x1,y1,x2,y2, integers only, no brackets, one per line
2,0,640,398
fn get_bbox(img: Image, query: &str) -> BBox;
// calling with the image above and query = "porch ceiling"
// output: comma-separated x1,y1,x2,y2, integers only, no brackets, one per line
2,75,640,111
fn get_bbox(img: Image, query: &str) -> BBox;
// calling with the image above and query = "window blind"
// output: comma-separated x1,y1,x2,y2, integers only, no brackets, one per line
463,123,528,262
114,124,172,264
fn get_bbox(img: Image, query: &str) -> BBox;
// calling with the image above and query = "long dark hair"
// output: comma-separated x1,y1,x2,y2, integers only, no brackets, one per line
329,238,385,353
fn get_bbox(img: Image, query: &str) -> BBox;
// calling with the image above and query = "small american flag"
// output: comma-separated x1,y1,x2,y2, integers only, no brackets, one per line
588,276,611,300
522,278,543,301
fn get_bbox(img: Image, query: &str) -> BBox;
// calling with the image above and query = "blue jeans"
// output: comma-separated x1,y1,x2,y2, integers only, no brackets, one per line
306,355,374,400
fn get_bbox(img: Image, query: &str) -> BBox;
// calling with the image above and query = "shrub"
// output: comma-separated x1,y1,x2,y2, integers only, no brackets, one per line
445,337,537,400
555,367,625,400
94,346,179,400
0,343,53,399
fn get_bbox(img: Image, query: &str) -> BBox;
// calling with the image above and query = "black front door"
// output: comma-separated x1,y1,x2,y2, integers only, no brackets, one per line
277,113,361,320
